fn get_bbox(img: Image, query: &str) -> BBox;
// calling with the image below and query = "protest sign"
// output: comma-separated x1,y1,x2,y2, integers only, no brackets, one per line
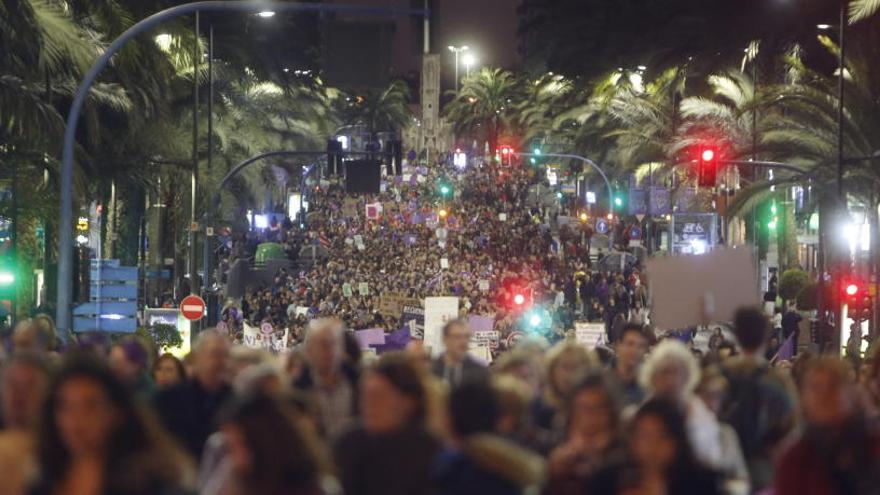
378,292,421,318
243,322,288,352
575,322,606,348
468,315,494,333
478,279,490,292
424,297,460,355
440,258,449,269
467,344,492,364
471,330,500,350
355,328,386,348
358,282,370,296
499,213,507,222
401,304,425,339
342,283,353,298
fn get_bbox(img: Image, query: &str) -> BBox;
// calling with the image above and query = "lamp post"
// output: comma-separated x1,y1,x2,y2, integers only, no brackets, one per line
462,52,475,78
447,44,469,92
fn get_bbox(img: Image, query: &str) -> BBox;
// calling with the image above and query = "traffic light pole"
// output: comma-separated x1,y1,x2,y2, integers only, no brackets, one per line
54,2,430,336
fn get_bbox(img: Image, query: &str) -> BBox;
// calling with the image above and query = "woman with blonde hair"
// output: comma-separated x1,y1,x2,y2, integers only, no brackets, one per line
532,342,599,440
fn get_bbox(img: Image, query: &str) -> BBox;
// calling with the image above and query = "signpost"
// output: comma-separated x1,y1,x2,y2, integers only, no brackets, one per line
180,294,206,321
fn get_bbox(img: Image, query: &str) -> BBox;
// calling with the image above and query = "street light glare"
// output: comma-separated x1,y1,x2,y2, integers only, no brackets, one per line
462,53,476,66
817,23,831,30
257,11,276,18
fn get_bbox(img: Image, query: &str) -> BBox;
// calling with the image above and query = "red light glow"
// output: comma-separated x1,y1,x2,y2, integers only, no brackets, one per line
701,149,715,162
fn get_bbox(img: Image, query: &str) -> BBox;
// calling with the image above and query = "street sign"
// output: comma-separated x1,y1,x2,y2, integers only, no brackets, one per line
630,226,643,239
73,259,138,333
180,294,206,321
595,218,610,234
635,214,645,222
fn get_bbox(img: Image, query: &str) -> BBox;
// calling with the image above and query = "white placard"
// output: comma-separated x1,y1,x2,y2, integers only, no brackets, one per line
498,213,508,222
440,258,449,269
424,296,460,355
575,322,606,348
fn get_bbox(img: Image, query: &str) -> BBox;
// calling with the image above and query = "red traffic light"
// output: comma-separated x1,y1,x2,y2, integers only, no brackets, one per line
501,146,512,155
846,283,859,296
701,148,716,162
513,293,525,305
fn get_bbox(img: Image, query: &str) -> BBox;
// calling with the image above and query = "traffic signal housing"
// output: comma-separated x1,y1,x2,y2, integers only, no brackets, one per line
842,278,873,323
697,144,719,187
499,145,514,166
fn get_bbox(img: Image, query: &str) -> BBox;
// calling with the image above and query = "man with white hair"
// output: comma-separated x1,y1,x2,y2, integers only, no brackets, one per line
293,318,360,440
155,330,232,457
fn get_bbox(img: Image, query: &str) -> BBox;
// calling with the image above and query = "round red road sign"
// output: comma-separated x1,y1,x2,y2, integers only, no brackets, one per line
180,294,206,321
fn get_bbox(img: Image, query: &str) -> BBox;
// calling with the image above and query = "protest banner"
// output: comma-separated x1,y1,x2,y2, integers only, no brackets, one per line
575,322,606,348
358,282,370,296
478,279,490,292
440,258,449,269
342,283,353,298
424,296,460,355
468,315,494,333
378,292,421,318
471,330,500,350
355,328,386,348
243,322,288,352
401,304,425,339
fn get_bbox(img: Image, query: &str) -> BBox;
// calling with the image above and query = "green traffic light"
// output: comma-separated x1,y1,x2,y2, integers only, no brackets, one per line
556,191,563,199
767,219,777,230
614,196,623,207
0,271,14,286
770,203,777,215
533,148,541,156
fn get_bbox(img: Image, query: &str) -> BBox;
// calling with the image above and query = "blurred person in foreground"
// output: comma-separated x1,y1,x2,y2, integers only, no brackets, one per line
720,307,796,491
11,316,57,356
29,355,194,495
154,331,231,458
209,393,331,495
696,366,750,495
432,319,488,387
544,373,624,495
436,380,545,495
0,353,50,495
335,353,440,495
294,318,359,440
152,353,186,390
639,340,746,482
589,399,721,494
532,341,599,437
108,337,155,400
608,323,650,408
775,356,880,494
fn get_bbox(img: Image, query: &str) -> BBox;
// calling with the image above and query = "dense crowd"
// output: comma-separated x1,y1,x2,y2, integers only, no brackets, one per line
3,305,880,494
223,158,647,352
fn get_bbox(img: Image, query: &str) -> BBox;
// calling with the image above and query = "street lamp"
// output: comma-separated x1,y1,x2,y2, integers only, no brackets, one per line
256,10,275,17
462,52,476,78
447,45,469,92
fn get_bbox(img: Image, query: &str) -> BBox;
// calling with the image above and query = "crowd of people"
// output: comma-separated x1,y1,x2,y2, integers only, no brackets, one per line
3,305,880,494
221,157,647,353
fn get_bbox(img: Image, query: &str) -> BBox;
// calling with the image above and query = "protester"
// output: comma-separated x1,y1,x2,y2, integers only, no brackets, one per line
533,341,599,436
432,319,489,386
155,331,232,457
589,398,722,494
29,356,194,495
544,373,624,495
109,337,155,400
0,353,50,495
152,353,186,390
608,323,650,407
294,318,360,440
335,353,440,495
720,306,796,491
212,393,330,495
775,356,880,493
436,380,545,495
11,316,57,356
696,366,751,495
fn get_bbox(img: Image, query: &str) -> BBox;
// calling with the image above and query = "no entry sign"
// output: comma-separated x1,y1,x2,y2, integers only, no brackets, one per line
180,294,206,321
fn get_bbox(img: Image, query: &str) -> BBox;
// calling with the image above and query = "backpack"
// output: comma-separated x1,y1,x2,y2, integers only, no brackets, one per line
720,364,771,457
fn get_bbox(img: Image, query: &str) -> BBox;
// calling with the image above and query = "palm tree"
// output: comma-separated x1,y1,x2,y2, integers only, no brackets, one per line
337,79,410,142
850,0,880,22
445,68,523,157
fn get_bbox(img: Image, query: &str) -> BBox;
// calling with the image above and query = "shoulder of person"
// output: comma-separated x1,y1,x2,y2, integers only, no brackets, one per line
460,434,545,489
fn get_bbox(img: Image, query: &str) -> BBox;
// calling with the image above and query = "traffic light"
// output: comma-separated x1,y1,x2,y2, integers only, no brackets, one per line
842,278,873,323
579,212,589,223
437,179,453,198
499,145,514,166
697,144,719,187
513,293,525,306
438,208,448,219
0,258,16,299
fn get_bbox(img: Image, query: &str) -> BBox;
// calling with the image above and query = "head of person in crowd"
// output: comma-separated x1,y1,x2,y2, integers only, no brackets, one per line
615,323,650,377
152,353,186,390
492,374,532,437
220,392,326,494
449,379,499,439
441,319,472,364
733,306,770,356
360,354,426,434
304,318,346,377
109,337,152,386
639,339,700,404
404,339,433,376
193,330,231,392
800,356,861,429
35,355,192,493
494,348,543,398
1,352,50,431
229,346,273,379
696,365,729,416
12,316,57,355
565,373,621,446
343,331,363,368
716,341,737,361
233,363,283,396
283,349,307,383
629,398,701,477
545,341,599,405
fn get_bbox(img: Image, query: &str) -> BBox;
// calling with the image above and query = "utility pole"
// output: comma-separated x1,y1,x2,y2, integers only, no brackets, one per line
203,24,215,326
189,12,200,298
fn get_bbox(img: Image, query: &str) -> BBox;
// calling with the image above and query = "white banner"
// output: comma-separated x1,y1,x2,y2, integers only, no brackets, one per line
243,322,288,352
424,296,460,356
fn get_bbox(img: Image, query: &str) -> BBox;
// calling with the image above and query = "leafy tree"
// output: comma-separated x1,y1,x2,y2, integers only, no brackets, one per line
779,268,810,302
445,68,524,158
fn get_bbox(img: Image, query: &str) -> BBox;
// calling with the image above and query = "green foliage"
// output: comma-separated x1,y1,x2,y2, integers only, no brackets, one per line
136,323,182,352
779,268,810,302
796,282,818,311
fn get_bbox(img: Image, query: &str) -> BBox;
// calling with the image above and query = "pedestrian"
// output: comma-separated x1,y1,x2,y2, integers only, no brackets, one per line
154,331,232,457
775,356,880,494
589,398,721,494
29,356,194,495
152,353,186,390
544,373,624,495
335,353,440,495
608,323,650,408
0,353,50,495
431,319,489,387
293,318,360,440
532,342,599,436
109,337,155,400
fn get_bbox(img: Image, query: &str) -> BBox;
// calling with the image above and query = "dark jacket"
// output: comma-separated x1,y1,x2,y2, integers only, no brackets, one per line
293,363,361,415
335,425,440,495
154,379,231,458
436,434,545,495
588,463,721,495
431,354,489,386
